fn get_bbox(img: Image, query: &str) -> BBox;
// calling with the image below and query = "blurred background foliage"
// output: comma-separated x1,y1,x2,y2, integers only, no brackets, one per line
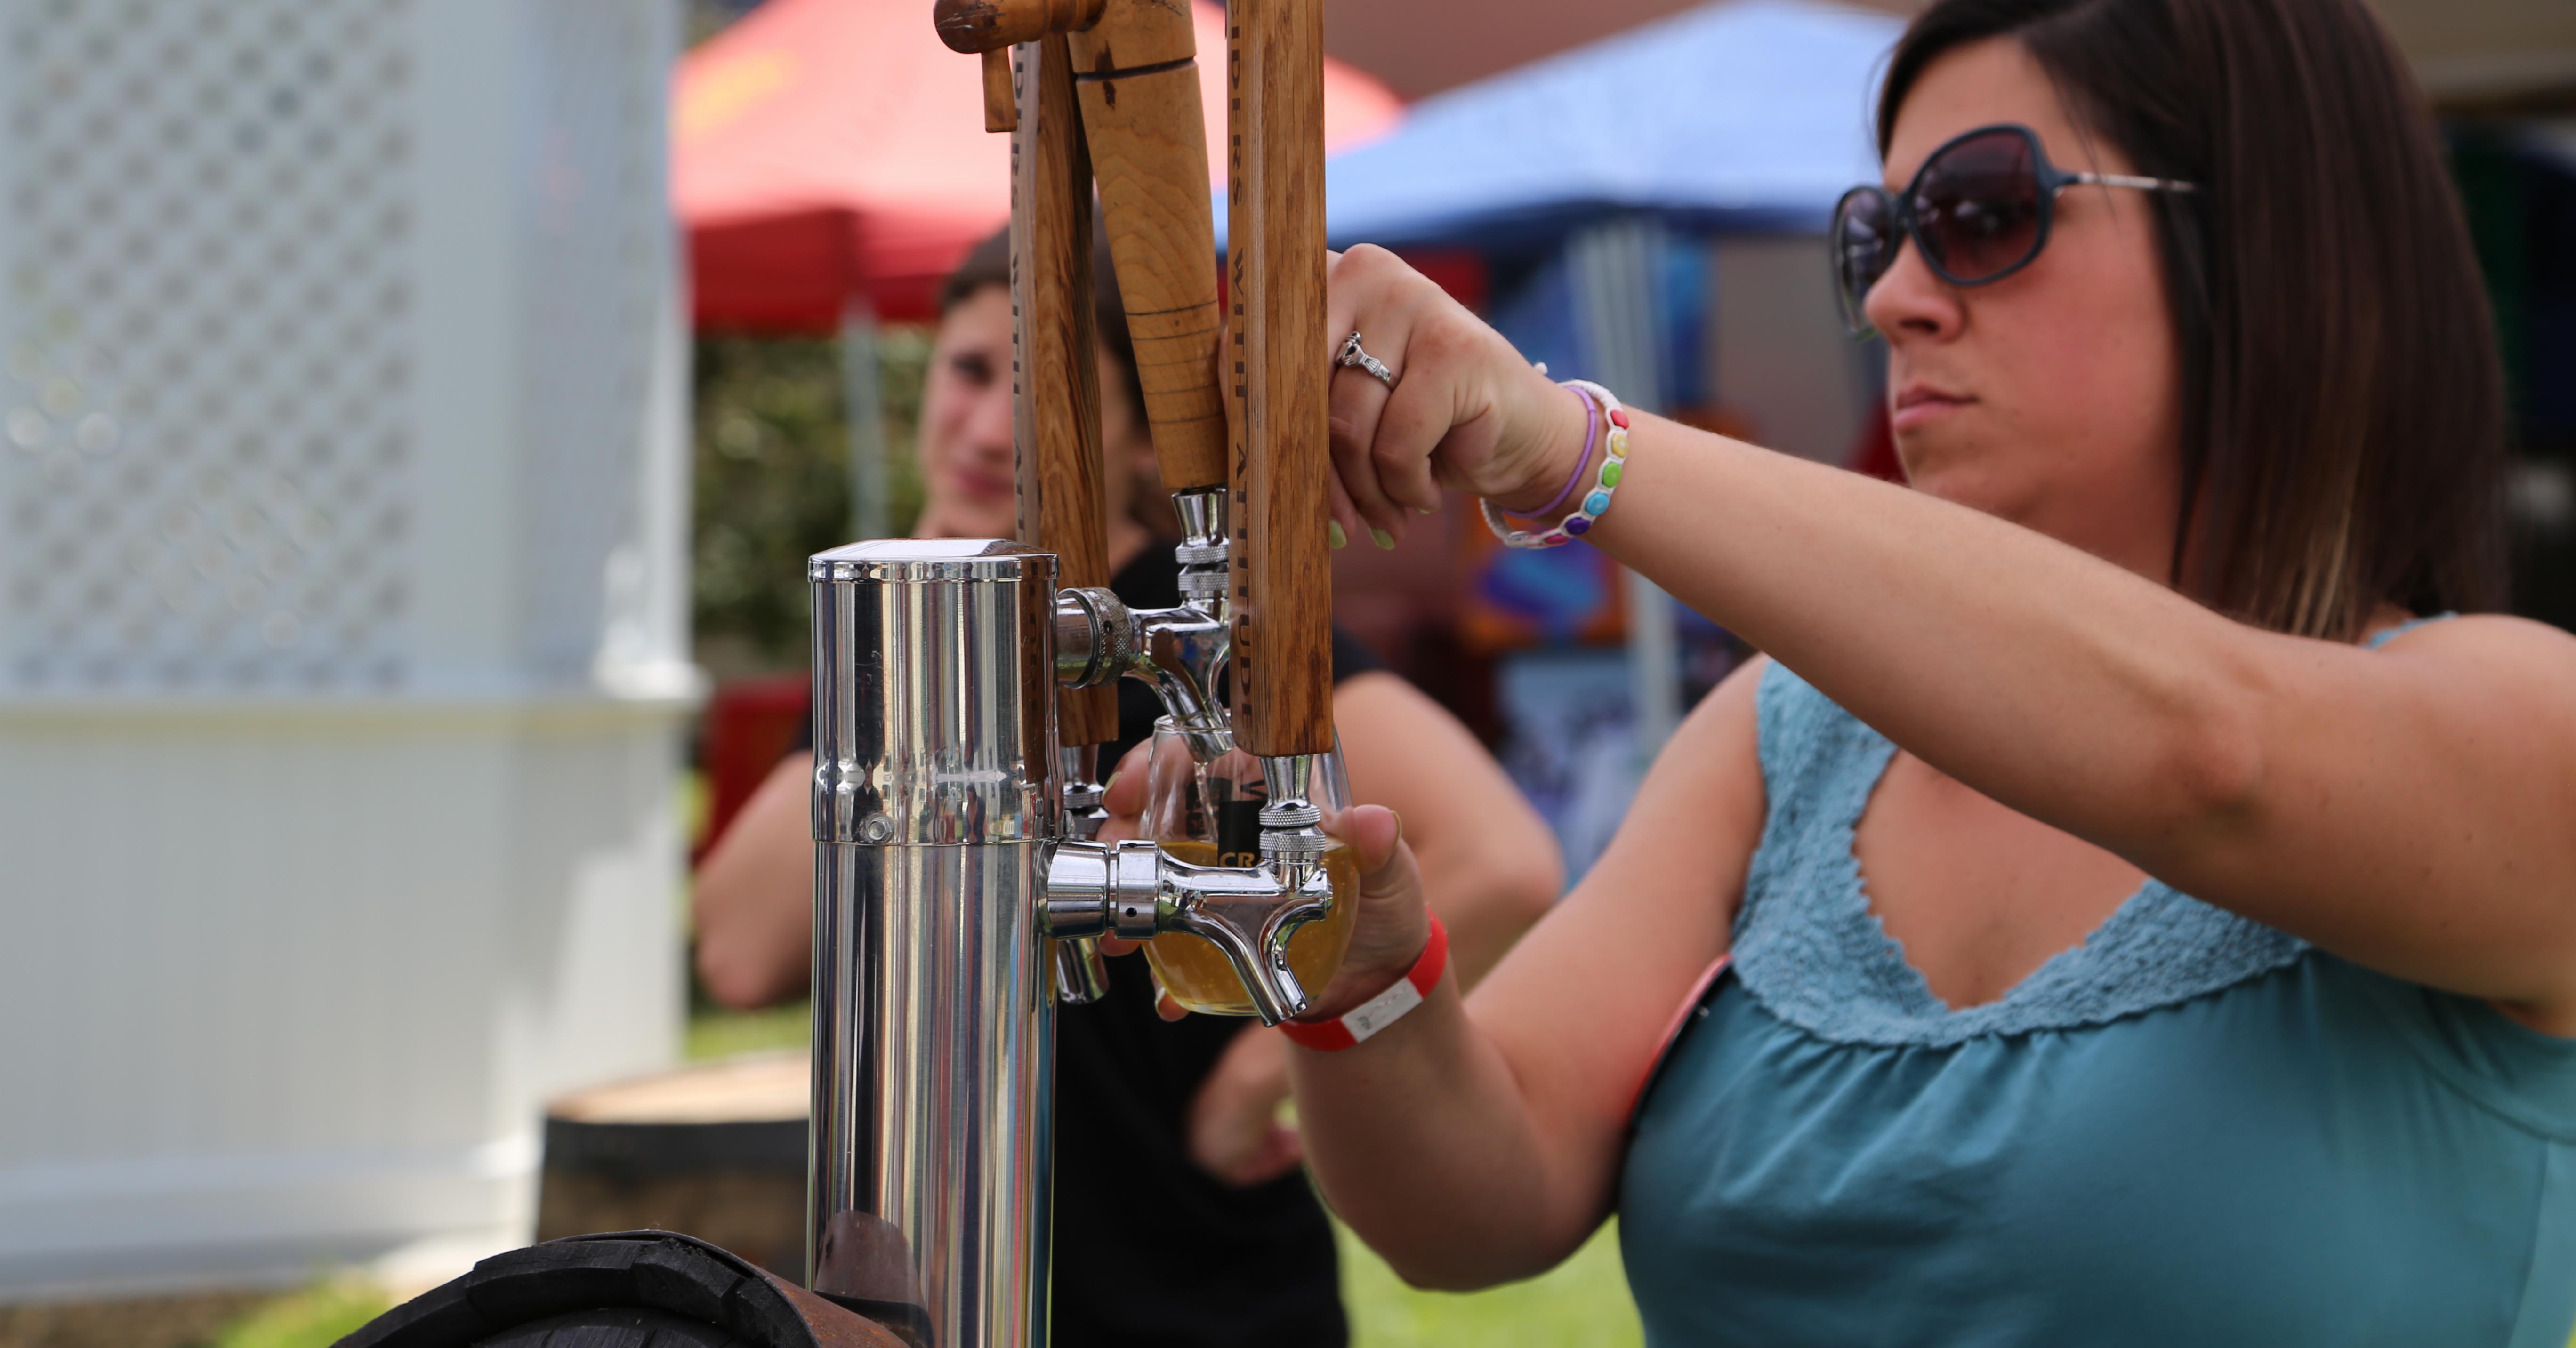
689,329,930,680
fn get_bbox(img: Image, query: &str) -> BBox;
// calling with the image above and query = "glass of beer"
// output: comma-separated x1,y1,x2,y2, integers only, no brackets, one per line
1138,717,1361,1017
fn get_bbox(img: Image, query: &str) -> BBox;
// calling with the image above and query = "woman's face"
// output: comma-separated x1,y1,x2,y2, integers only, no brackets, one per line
916,286,1020,539
915,283,1153,541
1865,38,2185,578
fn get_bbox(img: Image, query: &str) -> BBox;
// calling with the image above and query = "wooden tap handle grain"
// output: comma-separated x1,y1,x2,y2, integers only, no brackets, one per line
934,0,1105,54
1010,37,1119,748
1226,0,1333,758
1071,1,1228,493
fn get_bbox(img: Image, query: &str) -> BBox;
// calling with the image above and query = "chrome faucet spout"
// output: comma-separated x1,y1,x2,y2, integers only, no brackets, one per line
1054,584,1232,762
1042,838,1331,1024
1050,490,1236,760
1131,606,1231,759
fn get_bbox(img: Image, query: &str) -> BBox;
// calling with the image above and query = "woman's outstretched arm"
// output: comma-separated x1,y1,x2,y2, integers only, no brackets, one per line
1276,661,1766,1289
1320,242,2576,1022
1181,671,1564,1188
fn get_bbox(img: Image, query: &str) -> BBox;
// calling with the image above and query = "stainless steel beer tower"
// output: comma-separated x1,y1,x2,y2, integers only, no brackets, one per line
807,540,1063,1348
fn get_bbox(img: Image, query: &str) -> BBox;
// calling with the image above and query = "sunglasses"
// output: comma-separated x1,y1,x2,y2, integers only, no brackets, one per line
1832,123,2197,336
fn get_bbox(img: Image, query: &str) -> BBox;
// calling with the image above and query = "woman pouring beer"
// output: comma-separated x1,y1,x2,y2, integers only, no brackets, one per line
1105,0,2576,1339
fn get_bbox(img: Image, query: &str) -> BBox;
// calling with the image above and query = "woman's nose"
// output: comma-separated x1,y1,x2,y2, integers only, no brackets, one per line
961,382,1015,460
1861,237,1963,342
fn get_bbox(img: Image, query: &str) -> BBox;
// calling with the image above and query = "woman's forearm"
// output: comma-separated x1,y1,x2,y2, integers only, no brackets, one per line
1288,978,1599,1289
693,753,821,1008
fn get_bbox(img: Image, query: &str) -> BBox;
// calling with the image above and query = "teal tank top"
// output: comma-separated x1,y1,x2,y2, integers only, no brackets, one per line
1620,633,2576,1346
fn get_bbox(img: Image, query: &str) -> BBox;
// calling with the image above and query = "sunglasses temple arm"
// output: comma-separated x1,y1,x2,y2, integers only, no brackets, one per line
2066,169,2198,194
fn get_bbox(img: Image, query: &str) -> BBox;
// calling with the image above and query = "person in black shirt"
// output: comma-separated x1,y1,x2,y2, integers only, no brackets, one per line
694,229,1563,1347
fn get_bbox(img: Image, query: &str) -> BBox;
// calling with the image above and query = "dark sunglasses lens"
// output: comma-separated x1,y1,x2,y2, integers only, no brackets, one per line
1911,129,2044,283
1830,188,1897,330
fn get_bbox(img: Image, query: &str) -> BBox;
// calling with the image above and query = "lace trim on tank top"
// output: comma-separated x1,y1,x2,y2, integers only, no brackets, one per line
1731,661,2311,1048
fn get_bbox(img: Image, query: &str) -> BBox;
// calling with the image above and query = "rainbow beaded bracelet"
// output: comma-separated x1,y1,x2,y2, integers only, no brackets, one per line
1480,379,1630,549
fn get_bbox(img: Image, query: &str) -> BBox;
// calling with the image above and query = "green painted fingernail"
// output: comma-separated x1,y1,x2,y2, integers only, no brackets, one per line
1370,528,1395,550
1328,521,1348,550
1417,506,1435,515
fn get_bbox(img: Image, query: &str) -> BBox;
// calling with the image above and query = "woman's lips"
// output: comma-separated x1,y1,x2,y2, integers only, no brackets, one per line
952,465,1016,501
1891,385,1972,433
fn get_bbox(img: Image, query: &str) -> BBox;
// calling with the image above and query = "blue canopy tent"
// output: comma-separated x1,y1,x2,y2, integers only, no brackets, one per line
1232,0,1905,872
1214,0,1901,250
1316,0,1900,252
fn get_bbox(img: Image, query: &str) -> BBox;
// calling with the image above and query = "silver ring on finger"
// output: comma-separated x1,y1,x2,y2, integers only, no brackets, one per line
1337,330,1396,389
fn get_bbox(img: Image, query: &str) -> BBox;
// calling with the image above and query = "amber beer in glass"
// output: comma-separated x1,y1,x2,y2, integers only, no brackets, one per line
1139,718,1358,1016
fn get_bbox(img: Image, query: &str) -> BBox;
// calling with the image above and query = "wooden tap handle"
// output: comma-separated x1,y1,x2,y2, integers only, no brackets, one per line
981,48,1017,133
1071,2,1227,493
1226,0,1333,758
1011,36,1119,748
934,0,1105,54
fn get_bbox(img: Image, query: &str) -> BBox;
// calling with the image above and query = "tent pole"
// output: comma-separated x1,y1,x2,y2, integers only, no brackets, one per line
841,299,890,541
1570,220,1682,758
1622,559,1682,751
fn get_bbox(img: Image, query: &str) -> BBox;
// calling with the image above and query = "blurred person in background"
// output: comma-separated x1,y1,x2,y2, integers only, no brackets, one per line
1167,0,2576,1342
693,227,1562,1348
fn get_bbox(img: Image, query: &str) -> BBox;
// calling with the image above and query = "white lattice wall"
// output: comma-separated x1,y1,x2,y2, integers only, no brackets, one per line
2,0,424,693
0,0,691,1294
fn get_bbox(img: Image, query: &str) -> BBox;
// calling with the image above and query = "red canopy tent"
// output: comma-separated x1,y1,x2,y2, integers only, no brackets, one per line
674,0,1405,331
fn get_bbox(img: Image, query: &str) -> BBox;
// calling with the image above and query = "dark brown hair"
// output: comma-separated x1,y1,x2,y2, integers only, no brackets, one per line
940,224,1147,428
1880,0,2507,638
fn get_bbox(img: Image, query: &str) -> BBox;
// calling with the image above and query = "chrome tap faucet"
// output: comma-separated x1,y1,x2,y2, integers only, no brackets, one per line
1038,835,1335,1024
1054,486,1236,762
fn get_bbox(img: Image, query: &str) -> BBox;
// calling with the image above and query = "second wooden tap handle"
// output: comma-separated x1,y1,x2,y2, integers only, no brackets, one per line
1227,0,1333,759
1012,36,1119,748
1070,1,1228,494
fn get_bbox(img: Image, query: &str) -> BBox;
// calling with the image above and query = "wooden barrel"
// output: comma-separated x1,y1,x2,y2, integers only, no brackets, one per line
535,1053,809,1276
339,1230,903,1348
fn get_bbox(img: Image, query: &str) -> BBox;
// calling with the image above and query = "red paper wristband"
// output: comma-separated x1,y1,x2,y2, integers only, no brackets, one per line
1279,914,1449,1052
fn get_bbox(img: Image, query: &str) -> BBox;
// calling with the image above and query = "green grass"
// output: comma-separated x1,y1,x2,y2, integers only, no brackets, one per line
211,1278,389,1348
1339,1220,1643,1348
679,1003,1644,1342
686,999,813,1060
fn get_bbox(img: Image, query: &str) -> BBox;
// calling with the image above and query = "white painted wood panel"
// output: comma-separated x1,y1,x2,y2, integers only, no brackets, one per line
0,0,692,1294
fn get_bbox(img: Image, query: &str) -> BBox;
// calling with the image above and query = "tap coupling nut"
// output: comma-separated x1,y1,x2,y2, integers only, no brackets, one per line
1042,840,1167,942
1054,587,1133,689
